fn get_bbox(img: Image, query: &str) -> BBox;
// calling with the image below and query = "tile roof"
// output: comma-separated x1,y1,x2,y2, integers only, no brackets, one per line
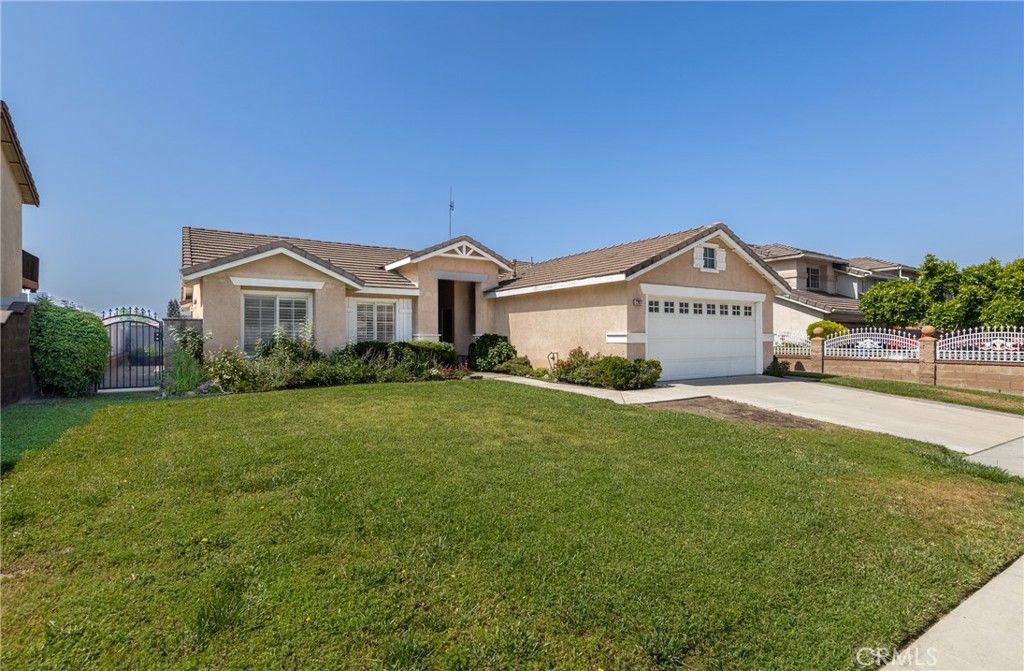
751,243,845,262
783,289,863,314
1,100,40,206
181,227,416,289
848,256,917,273
393,235,513,270
181,222,787,295
495,222,786,291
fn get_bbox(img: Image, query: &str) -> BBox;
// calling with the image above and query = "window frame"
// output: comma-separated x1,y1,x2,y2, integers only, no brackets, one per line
355,300,397,343
648,299,660,313
703,246,717,270
807,267,821,290
241,290,313,355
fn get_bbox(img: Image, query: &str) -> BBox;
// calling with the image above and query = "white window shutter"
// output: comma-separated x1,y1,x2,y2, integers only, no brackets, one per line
693,247,703,268
345,298,358,344
716,247,727,271
396,299,413,341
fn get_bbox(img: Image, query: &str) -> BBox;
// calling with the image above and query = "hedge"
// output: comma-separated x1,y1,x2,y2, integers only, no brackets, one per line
29,297,111,397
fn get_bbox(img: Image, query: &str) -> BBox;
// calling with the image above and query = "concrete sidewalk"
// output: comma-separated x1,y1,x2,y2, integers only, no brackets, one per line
881,556,1024,670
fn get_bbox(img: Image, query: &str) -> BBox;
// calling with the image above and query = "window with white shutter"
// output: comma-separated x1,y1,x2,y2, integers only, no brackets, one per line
242,293,312,355
355,302,396,343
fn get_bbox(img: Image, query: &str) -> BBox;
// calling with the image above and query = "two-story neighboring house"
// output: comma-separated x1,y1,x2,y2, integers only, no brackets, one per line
1,100,42,405
752,243,918,338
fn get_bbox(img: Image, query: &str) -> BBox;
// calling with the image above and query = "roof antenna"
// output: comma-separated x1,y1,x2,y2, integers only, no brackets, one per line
448,186,455,239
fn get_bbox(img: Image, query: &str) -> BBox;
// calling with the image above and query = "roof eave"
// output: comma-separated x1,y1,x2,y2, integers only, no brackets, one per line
1,101,40,206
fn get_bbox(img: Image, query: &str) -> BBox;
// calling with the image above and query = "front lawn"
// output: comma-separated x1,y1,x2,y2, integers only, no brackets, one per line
788,373,1024,416
0,391,158,475
2,381,1023,670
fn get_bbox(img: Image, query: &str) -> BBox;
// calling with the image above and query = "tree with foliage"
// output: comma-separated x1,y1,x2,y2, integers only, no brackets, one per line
868,254,1024,329
917,253,960,303
859,280,930,327
166,299,181,318
30,297,111,396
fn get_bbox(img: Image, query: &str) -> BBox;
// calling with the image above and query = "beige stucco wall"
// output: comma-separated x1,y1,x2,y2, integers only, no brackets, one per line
187,251,505,356
625,235,776,333
772,299,823,340
191,254,353,354
1,161,23,298
491,235,780,369
490,283,630,368
400,255,500,342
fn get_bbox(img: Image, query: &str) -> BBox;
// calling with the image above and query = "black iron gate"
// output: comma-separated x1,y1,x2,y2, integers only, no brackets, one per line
99,308,164,390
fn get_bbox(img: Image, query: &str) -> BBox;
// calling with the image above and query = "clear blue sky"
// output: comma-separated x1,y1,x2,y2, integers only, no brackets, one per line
3,1,1021,312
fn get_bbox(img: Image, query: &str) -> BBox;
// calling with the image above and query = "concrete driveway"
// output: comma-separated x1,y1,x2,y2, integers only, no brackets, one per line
620,375,1024,476
488,373,1024,476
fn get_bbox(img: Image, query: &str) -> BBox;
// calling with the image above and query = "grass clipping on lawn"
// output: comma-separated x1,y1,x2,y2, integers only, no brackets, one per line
2,381,1023,670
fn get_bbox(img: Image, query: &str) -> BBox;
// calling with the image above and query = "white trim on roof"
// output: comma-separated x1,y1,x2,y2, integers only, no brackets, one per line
230,276,325,290
487,273,627,298
182,248,363,289
628,231,790,295
640,283,767,303
385,240,513,273
353,287,421,297
432,270,489,282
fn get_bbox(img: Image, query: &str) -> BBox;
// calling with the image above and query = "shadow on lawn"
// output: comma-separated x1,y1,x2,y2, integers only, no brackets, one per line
0,392,159,477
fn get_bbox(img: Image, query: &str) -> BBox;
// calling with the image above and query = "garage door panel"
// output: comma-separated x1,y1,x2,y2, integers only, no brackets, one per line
646,297,757,380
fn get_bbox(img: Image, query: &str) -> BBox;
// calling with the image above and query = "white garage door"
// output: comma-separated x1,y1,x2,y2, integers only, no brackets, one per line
646,296,758,380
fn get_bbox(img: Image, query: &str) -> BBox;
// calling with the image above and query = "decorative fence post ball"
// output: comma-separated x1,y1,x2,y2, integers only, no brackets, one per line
812,327,824,337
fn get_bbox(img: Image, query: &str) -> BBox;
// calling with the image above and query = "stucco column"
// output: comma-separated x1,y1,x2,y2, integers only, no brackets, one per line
474,282,490,337
810,327,825,374
918,325,937,386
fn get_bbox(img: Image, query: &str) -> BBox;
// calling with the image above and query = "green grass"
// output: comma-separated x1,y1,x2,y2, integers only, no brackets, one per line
0,391,158,475
788,372,1024,415
2,381,1023,670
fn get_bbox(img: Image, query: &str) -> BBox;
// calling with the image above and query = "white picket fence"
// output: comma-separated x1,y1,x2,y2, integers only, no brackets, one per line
937,327,1024,363
773,333,811,357
824,328,921,360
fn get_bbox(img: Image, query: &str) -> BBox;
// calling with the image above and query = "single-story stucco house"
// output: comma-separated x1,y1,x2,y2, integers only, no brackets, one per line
180,222,790,380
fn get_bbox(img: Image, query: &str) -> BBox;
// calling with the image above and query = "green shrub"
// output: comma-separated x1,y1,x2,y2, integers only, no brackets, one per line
207,338,466,394
806,320,848,338
764,356,790,377
29,297,111,397
255,324,323,363
205,351,272,393
469,334,517,371
164,349,209,394
493,356,533,377
170,326,208,364
295,360,345,387
406,340,457,367
553,347,661,390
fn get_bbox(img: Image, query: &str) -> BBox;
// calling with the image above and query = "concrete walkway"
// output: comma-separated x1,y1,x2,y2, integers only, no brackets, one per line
486,372,1024,670
881,556,1024,670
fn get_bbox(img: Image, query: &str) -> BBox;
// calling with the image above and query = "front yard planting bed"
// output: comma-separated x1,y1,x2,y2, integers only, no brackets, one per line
2,381,1023,669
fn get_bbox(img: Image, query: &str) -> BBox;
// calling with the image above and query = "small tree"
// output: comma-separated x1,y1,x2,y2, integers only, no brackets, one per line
859,280,929,327
166,299,181,318
30,297,111,396
805,320,848,339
